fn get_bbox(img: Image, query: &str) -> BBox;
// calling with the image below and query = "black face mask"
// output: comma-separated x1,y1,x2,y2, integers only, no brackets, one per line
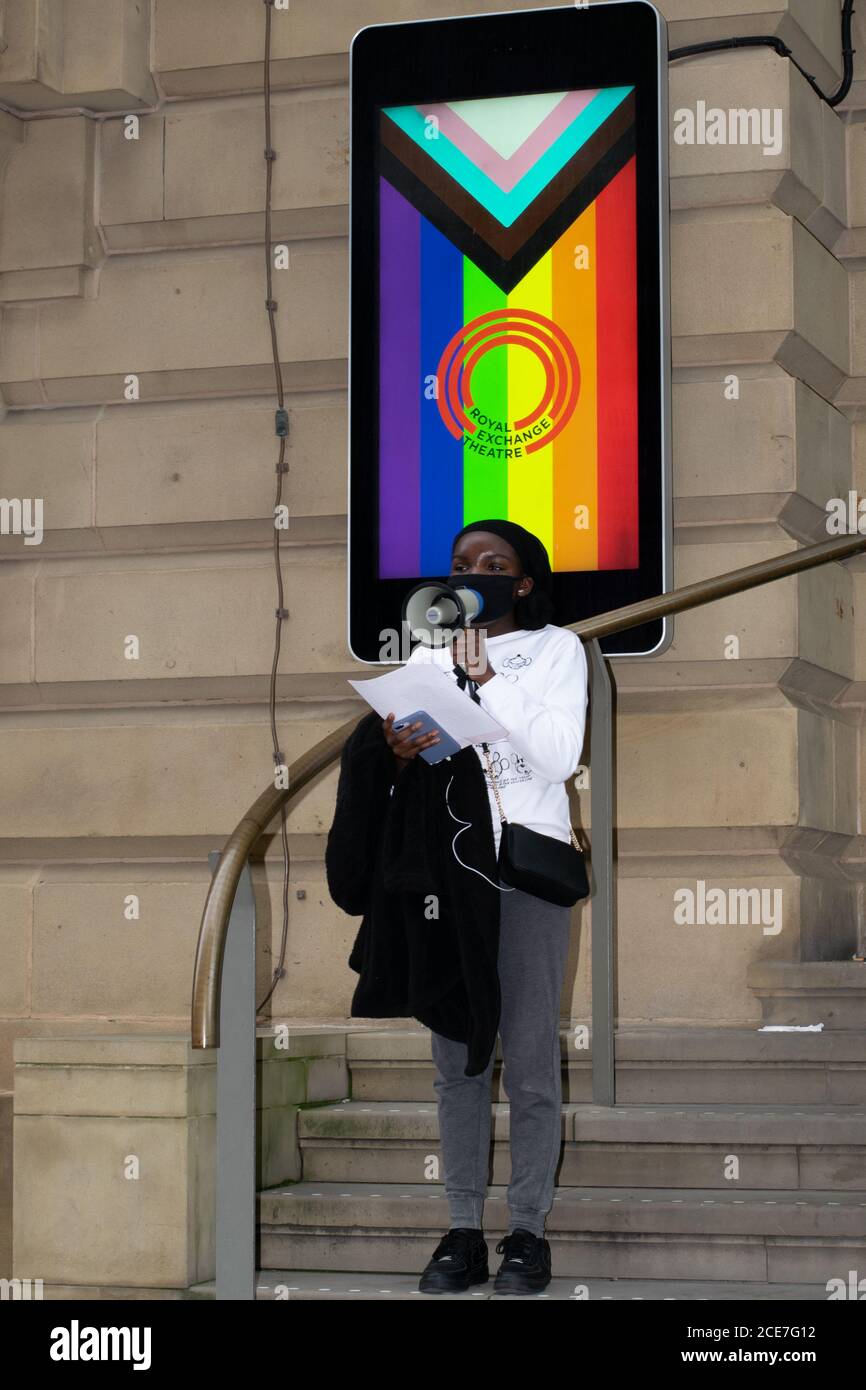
447,571,523,624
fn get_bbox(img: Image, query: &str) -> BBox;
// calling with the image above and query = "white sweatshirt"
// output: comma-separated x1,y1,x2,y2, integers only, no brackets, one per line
406,623,589,858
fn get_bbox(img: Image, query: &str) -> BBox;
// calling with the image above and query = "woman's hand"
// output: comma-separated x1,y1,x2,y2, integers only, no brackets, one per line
382,712,440,772
452,628,495,684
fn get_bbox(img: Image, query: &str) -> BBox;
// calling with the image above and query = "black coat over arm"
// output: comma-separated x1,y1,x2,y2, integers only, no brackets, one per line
325,710,501,1076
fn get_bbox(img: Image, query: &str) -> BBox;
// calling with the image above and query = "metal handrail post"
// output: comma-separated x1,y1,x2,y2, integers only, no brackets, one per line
210,851,257,1301
587,639,616,1105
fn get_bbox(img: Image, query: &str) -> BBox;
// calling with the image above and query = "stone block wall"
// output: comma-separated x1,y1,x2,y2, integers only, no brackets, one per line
0,0,864,1087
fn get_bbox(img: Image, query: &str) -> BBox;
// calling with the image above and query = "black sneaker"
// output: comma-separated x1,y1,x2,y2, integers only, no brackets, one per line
418,1227,489,1294
493,1227,552,1294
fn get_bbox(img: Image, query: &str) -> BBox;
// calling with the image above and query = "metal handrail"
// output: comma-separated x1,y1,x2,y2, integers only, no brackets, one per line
191,530,866,1048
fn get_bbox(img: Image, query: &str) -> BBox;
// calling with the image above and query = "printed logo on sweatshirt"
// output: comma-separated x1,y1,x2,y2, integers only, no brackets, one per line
484,746,533,789
499,651,532,683
500,653,532,672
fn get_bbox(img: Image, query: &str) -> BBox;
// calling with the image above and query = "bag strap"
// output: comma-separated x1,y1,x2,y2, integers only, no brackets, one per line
480,741,507,826
480,741,585,853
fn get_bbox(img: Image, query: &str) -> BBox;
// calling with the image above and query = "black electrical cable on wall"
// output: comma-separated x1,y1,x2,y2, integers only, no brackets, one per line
669,0,855,109
257,0,291,1017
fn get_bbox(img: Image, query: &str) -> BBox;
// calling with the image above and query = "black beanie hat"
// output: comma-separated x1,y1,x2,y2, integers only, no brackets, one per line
450,517,556,630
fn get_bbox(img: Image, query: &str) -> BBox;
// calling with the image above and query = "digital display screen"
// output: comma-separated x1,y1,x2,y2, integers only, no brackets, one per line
378,85,638,580
350,4,670,660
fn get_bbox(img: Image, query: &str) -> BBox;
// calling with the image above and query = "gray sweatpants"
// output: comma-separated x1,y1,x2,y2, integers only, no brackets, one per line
429,883,571,1239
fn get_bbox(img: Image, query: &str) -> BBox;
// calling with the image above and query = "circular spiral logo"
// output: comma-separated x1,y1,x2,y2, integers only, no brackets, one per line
435,308,580,454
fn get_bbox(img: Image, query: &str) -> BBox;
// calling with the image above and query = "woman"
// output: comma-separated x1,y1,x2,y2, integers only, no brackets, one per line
382,518,589,1296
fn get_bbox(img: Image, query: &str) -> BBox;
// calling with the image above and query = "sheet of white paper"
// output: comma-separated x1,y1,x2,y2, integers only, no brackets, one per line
348,663,509,745
758,1024,824,1032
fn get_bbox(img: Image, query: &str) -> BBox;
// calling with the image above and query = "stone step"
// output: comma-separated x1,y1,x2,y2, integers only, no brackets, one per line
258,1182,866,1285
297,1101,866,1191
749,961,866,1029
346,1027,866,1104
246,1270,834,1301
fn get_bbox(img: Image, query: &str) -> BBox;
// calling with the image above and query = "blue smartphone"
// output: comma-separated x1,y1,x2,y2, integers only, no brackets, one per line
393,710,461,764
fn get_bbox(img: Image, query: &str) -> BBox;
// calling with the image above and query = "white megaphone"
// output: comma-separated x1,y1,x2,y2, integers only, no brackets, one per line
401,578,485,648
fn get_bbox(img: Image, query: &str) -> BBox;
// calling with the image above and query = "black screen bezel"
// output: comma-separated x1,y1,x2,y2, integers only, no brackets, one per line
349,1,671,662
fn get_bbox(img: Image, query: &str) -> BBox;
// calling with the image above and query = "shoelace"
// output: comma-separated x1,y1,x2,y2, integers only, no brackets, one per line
495,1229,539,1264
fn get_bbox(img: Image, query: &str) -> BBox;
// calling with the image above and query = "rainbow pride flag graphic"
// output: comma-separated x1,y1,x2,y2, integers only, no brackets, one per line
378,86,639,578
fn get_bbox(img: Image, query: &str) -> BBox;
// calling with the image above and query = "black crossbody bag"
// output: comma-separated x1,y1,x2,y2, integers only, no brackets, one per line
481,740,590,908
